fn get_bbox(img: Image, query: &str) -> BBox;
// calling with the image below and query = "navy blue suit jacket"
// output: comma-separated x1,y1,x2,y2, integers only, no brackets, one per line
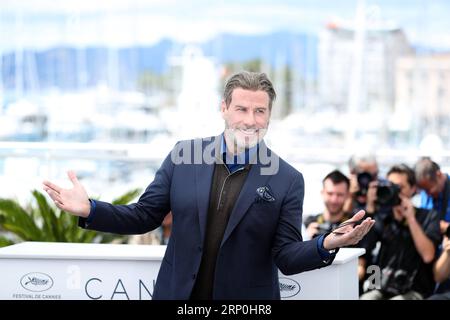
79,135,335,299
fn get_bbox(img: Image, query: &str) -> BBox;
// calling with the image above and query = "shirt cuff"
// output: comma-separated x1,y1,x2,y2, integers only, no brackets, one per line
86,199,96,224
317,234,332,261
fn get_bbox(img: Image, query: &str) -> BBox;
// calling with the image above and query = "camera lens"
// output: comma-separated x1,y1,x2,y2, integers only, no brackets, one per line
357,172,374,195
376,183,401,207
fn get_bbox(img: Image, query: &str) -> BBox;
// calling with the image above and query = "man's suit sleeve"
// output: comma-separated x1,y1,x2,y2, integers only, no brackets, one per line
272,173,336,275
78,149,174,235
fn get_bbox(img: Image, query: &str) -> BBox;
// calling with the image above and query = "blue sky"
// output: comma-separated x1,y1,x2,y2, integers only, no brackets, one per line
1,0,450,50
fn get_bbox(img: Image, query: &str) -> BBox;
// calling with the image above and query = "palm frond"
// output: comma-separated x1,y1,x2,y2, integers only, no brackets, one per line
0,199,43,241
31,190,61,241
0,188,139,245
111,188,142,205
0,235,15,247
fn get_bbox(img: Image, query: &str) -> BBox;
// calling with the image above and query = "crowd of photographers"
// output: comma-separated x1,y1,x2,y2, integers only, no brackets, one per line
304,156,450,300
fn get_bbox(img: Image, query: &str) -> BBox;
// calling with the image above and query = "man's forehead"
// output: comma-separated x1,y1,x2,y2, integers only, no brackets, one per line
388,172,408,183
323,179,349,190
358,161,377,170
230,88,269,101
356,162,378,175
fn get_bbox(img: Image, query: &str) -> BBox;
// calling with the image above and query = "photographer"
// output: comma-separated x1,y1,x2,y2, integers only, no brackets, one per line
304,170,352,240
344,153,380,215
415,157,450,297
360,164,441,300
428,233,450,300
305,170,368,292
415,157,450,236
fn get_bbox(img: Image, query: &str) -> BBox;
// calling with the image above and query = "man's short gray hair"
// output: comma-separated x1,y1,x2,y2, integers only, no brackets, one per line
414,157,441,182
348,153,377,174
223,71,276,110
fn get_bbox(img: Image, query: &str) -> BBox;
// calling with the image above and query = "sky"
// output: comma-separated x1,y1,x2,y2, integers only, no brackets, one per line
1,0,450,51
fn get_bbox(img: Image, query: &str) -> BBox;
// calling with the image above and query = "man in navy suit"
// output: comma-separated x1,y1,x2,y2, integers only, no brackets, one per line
43,71,374,300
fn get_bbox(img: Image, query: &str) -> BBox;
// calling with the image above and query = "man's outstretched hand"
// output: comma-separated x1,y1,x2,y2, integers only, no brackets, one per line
42,171,91,218
323,210,375,250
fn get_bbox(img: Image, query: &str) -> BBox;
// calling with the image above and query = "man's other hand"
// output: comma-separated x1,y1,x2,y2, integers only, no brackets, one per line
42,170,91,218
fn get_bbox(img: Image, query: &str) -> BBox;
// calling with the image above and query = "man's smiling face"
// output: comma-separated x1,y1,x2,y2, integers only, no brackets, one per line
221,88,271,153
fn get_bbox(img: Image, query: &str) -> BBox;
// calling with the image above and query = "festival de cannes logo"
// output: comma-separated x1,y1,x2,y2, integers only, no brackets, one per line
279,277,301,298
20,272,54,292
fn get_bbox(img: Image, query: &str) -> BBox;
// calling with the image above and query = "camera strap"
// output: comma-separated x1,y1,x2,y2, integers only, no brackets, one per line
439,176,450,220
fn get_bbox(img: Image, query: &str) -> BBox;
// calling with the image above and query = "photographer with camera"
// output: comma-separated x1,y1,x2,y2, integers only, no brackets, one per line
304,170,352,239
360,164,441,300
344,153,380,215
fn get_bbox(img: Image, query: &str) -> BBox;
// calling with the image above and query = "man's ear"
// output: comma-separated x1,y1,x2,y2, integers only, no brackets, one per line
220,100,227,119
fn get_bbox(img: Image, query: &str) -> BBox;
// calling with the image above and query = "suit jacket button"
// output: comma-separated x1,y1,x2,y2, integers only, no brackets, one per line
198,246,202,252
192,274,196,280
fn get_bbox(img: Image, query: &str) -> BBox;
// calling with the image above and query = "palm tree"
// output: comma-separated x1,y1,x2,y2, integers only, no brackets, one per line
0,188,141,247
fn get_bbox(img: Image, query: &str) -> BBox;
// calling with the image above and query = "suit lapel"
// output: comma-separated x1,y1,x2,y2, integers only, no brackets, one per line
195,135,221,243
220,143,273,247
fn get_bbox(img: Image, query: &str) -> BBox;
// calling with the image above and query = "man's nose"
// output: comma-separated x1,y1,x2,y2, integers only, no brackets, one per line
330,195,341,203
242,111,257,127
330,198,339,205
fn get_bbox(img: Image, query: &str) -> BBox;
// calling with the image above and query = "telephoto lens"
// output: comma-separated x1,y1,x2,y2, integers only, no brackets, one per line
376,182,401,207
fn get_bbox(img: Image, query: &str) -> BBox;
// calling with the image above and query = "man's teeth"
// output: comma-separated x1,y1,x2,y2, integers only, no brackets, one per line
240,129,257,134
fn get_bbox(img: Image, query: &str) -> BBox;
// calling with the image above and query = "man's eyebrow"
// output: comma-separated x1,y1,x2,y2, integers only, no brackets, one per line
234,105,268,110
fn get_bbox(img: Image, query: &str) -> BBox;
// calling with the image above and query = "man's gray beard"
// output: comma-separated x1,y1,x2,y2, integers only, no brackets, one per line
224,127,267,150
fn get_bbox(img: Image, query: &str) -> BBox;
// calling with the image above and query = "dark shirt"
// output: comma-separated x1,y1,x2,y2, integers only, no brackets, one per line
190,161,250,299
191,135,254,299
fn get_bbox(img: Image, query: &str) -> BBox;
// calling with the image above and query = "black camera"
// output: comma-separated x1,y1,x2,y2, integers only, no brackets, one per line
381,267,413,296
376,182,401,207
356,172,375,196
